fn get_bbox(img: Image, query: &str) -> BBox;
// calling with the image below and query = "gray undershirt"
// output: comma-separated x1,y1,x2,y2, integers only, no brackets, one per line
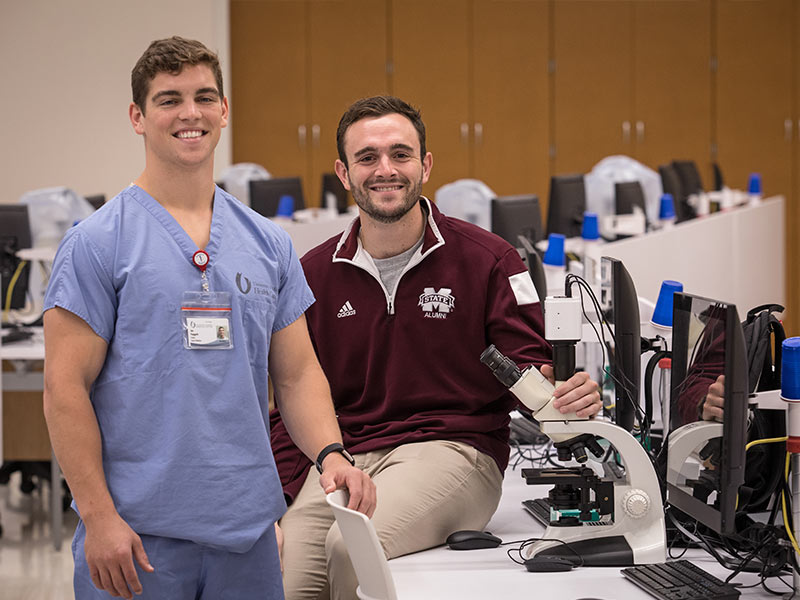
370,235,424,293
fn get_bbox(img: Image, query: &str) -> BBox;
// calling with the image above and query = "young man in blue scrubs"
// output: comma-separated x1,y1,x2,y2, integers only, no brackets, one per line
42,37,375,599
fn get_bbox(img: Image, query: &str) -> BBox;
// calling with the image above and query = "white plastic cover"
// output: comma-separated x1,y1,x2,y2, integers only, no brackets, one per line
18,187,94,248
434,178,497,231
218,162,271,207
583,155,663,226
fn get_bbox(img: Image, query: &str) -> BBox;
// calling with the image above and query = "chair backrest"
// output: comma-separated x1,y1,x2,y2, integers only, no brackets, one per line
326,490,398,600
546,174,585,238
659,164,695,223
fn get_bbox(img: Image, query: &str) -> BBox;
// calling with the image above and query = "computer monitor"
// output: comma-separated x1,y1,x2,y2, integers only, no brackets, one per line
249,177,305,218
614,181,646,216
667,293,748,535
85,194,106,210
321,173,349,214
546,174,585,238
600,256,641,433
0,204,33,312
490,195,543,247
516,235,546,304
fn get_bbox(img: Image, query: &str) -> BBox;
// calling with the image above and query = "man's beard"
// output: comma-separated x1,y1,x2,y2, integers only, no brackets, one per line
350,174,423,224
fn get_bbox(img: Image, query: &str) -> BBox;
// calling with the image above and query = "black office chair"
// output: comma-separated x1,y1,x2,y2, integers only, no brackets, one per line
712,162,724,192
249,177,305,217
671,160,703,196
659,164,695,223
546,174,586,238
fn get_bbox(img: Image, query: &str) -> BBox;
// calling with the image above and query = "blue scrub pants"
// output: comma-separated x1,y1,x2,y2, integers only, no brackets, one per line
72,520,284,599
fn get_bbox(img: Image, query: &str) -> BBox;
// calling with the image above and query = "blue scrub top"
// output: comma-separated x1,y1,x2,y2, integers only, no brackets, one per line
44,185,314,552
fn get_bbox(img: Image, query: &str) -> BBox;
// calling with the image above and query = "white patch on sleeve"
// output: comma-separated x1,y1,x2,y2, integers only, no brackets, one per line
509,271,539,306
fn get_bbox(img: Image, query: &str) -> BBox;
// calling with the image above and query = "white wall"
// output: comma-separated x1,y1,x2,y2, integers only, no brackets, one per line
0,0,231,205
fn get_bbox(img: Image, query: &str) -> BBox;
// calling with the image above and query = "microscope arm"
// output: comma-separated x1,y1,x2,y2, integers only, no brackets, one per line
666,420,723,489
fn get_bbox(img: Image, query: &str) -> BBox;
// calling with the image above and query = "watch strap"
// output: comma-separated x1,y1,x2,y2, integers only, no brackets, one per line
315,442,354,473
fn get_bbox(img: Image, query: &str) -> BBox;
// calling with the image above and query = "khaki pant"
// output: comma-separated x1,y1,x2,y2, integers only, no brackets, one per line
280,440,503,600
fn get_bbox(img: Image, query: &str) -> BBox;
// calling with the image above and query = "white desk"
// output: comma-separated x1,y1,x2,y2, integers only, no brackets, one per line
389,455,786,599
584,196,785,313
0,327,63,551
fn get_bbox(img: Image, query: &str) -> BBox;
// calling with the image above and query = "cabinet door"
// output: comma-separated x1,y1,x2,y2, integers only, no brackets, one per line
472,0,550,199
308,0,389,206
715,0,793,196
551,1,633,176
391,0,471,196
230,1,308,182
633,0,712,182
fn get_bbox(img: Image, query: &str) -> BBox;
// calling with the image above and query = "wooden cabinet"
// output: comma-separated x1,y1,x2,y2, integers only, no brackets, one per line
633,1,712,183
391,0,472,197
392,0,549,200
552,1,632,176
552,1,711,183
472,0,550,199
715,0,794,333
230,0,389,206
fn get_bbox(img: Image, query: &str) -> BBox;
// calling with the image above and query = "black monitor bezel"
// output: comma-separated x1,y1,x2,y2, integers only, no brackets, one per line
600,256,641,433
667,292,748,535
490,195,542,247
0,204,33,312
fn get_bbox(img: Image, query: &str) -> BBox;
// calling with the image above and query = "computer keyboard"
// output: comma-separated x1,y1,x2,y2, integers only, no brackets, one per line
521,498,552,526
621,560,740,600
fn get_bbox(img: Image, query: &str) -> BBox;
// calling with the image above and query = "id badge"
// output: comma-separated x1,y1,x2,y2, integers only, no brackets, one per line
181,291,234,350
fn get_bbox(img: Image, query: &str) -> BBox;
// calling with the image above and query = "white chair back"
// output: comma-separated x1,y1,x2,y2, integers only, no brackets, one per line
326,490,398,600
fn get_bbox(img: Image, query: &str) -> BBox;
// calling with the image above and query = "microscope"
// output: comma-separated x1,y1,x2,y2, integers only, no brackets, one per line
481,296,665,566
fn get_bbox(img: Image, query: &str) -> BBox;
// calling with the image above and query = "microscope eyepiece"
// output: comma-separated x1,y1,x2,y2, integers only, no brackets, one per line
480,345,522,387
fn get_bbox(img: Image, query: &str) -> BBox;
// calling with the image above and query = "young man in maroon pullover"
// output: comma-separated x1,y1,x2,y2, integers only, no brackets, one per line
270,96,602,600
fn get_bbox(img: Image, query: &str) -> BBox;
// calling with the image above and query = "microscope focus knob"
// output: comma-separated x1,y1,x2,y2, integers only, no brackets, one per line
622,489,650,519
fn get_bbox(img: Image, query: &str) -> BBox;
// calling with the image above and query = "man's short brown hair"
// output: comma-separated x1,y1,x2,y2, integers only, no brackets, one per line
336,96,426,167
131,36,223,113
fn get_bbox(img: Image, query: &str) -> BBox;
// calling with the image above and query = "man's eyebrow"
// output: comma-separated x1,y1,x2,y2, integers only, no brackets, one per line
151,88,220,102
352,143,415,158
196,87,220,98
151,90,181,102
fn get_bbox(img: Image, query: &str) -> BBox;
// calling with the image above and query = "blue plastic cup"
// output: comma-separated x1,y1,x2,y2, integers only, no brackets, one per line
542,233,566,267
651,280,683,327
276,194,295,218
748,173,762,196
581,212,599,240
782,337,800,400
659,194,676,220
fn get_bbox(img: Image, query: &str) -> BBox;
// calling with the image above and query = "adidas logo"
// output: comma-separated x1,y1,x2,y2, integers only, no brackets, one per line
337,301,356,318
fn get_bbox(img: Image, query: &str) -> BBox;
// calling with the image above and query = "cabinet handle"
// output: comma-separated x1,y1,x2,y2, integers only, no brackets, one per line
474,123,483,146
460,122,469,144
298,124,307,148
785,119,793,142
635,121,645,143
622,121,631,143
312,124,321,147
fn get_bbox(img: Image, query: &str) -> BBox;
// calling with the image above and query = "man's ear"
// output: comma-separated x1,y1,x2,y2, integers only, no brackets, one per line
220,96,229,128
334,159,351,191
421,152,433,184
129,103,145,135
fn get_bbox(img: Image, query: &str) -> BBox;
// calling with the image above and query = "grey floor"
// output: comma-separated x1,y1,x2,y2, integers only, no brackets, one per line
0,472,76,600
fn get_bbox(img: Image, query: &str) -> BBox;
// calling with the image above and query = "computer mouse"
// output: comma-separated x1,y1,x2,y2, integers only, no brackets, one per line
445,530,503,550
523,555,577,572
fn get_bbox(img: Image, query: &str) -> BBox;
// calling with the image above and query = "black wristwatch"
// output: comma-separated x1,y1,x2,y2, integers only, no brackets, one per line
315,442,355,473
